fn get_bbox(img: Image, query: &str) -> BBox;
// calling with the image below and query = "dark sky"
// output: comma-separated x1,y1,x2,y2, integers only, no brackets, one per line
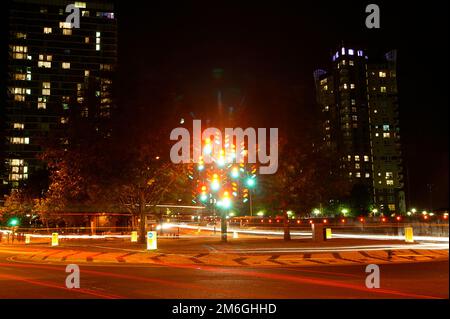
115,0,449,209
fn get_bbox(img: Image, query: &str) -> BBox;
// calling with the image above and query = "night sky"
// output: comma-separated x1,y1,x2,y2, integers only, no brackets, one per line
115,1,448,209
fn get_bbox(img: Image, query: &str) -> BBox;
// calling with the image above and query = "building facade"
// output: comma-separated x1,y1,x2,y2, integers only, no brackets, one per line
2,0,117,190
314,46,406,214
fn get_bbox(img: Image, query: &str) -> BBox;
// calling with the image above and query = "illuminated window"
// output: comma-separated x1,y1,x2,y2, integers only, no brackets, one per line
379,71,386,78
386,180,394,186
383,132,390,138
375,133,379,137
350,84,355,89
12,45,27,59
9,137,29,144
388,204,395,211
383,124,390,131
96,44,100,51
84,70,90,76
355,155,360,161
85,37,90,43
60,117,68,124
59,22,72,28
63,29,72,35
38,96,47,109
357,50,363,56
380,86,387,93
386,172,393,178
14,73,26,80
82,10,90,16
38,54,52,68
343,83,348,89
13,123,24,129
62,62,71,69
365,173,370,178
349,60,354,66
356,172,361,178
352,115,358,121
351,99,356,105
14,95,25,101
15,32,27,39
323,85,328,91
355,163,360,169
364,155,369,162
44,27,52,34
348,49,354,55
75,2,86,8
341,47,346,55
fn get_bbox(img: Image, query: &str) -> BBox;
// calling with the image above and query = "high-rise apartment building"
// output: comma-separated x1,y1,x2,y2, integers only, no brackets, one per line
314,46,406,214
2,0,117,190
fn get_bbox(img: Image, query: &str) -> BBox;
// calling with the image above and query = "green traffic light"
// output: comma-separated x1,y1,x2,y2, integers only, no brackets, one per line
246,177,255,188
8,217,19,227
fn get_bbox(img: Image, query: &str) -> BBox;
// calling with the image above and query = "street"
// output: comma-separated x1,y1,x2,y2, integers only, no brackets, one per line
0,250,447,299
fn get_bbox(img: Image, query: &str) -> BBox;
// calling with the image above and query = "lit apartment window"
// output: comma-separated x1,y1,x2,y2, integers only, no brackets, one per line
63,29,72,35
96,32,101,50
38,54,52,68
380,86,387,93
386,172,393,178
14,32,27,39
82,10,90,16
12,45,27,59
352,115,358,121
62,62,71,69
323,85,328,91
75,2,86,8
355,163,360,169
348,49,354,55
350,84,355,89
388,204,395,211
342,60,346,65
383,132,390,138
59,22,72,28
379,71,386,78
348,172,352,177
320,79,327,85
85,37,90,43
84,70,90,76
375,133,379,137
44,27,52,34
355,155,360,161
349,60,354,66
386,180,394,186
357,50,363,56
60,117,68,124
355,172,361,178
14,95,25,101
9,137,29,144
365,173,370,178
38,97,47,109
14,73,26,80
351,99,356,105
343,83,348,89
347,155,351,161
13,123,24,129
341,47,346,55
364,155,369,162
383,124,390,131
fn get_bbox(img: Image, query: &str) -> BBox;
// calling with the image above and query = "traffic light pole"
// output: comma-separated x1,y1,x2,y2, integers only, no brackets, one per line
221,211,227,242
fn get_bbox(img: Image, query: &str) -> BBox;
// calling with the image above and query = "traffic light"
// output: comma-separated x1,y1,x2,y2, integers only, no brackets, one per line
8,217,19,227
211,174,220,191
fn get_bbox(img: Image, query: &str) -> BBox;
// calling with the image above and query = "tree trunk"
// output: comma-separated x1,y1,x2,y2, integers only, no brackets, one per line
139,191,146,244
221,212,227,242
283,210,291,241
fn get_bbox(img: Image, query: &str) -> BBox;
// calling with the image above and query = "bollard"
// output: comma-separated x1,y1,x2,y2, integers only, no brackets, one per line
312,223,325,242
51,233,59,246
147,231,157,250
404,227,414,243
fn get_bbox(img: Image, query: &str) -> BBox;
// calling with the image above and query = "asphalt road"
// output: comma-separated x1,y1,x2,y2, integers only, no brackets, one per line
0,251,447,299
